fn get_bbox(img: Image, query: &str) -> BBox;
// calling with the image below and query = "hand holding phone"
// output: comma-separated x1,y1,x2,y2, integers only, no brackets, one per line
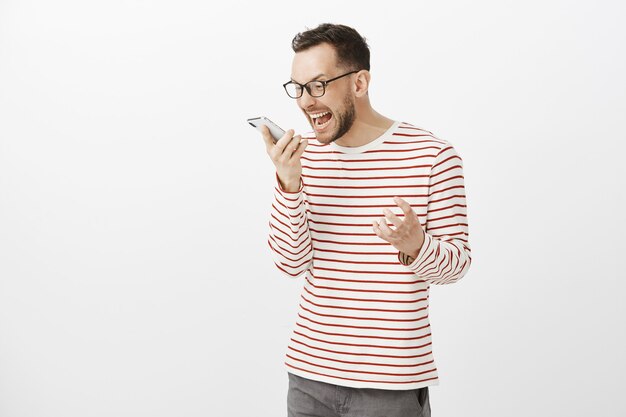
247,116,306,192
247,116,286,143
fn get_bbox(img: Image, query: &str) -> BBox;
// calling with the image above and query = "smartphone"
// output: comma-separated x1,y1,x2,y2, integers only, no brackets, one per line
247,116,286,143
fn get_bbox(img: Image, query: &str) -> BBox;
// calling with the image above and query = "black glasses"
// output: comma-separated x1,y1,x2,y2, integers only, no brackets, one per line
283,70,359,99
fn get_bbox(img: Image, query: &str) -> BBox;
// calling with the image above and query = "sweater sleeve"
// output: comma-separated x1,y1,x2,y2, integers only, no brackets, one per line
267,176,314,278
403,144,472,285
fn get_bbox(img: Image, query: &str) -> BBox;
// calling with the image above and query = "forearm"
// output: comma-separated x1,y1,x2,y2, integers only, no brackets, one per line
268,181,313,277
400,143,471,284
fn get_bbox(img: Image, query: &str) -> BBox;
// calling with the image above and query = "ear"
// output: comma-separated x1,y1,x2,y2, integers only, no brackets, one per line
353,70,370,98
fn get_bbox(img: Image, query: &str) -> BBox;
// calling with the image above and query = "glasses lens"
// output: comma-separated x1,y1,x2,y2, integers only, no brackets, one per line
284,82,302,98
308,81,325,97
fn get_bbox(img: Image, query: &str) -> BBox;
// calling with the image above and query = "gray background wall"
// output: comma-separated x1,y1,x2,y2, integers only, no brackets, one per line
1,0,624,416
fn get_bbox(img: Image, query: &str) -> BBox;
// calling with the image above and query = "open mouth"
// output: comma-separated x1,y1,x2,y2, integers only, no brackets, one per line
310,111,333,130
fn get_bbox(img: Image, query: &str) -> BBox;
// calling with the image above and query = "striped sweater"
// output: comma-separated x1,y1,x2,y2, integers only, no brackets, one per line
268,121,471,390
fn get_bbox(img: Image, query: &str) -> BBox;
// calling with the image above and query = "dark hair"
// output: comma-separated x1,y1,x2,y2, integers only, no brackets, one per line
291,23,370,71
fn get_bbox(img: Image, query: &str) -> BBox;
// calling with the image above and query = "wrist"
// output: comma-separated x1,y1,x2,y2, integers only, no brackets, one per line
278,177,301,193
407,237,425,259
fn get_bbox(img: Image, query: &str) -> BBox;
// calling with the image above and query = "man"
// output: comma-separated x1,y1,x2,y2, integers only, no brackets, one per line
259,23,471,417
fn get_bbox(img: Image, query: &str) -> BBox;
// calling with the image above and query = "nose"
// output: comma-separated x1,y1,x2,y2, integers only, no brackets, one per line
297,88,316,109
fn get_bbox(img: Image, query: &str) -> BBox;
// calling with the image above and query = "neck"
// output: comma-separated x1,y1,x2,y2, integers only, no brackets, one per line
334,101,394,148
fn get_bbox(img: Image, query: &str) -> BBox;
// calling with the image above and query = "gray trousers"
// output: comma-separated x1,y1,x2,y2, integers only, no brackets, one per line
287,373,431,417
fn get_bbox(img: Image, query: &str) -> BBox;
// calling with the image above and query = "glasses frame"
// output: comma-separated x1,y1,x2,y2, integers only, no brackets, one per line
283,70,360,99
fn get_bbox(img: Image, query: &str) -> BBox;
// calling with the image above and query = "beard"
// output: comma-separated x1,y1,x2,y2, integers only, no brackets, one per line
330,96,356,143
311,96,356,144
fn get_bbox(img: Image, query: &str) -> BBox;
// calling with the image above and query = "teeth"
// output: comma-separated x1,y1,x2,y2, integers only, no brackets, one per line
310,111,330,119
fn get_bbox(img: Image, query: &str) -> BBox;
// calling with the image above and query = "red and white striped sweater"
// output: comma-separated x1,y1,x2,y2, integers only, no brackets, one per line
268,121,471,390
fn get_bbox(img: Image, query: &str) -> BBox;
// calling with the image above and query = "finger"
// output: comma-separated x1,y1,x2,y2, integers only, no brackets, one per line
280,134,302,162
274,129,296,153
289,135,302,154
383,208,402,228
372,220,387,240
393,196,414,217
292,136,308,159
376,217,395,236
259,125,275,150
394,197,418,227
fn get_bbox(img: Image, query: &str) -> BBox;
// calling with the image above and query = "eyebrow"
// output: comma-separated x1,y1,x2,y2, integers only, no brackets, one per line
291,73,327,83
